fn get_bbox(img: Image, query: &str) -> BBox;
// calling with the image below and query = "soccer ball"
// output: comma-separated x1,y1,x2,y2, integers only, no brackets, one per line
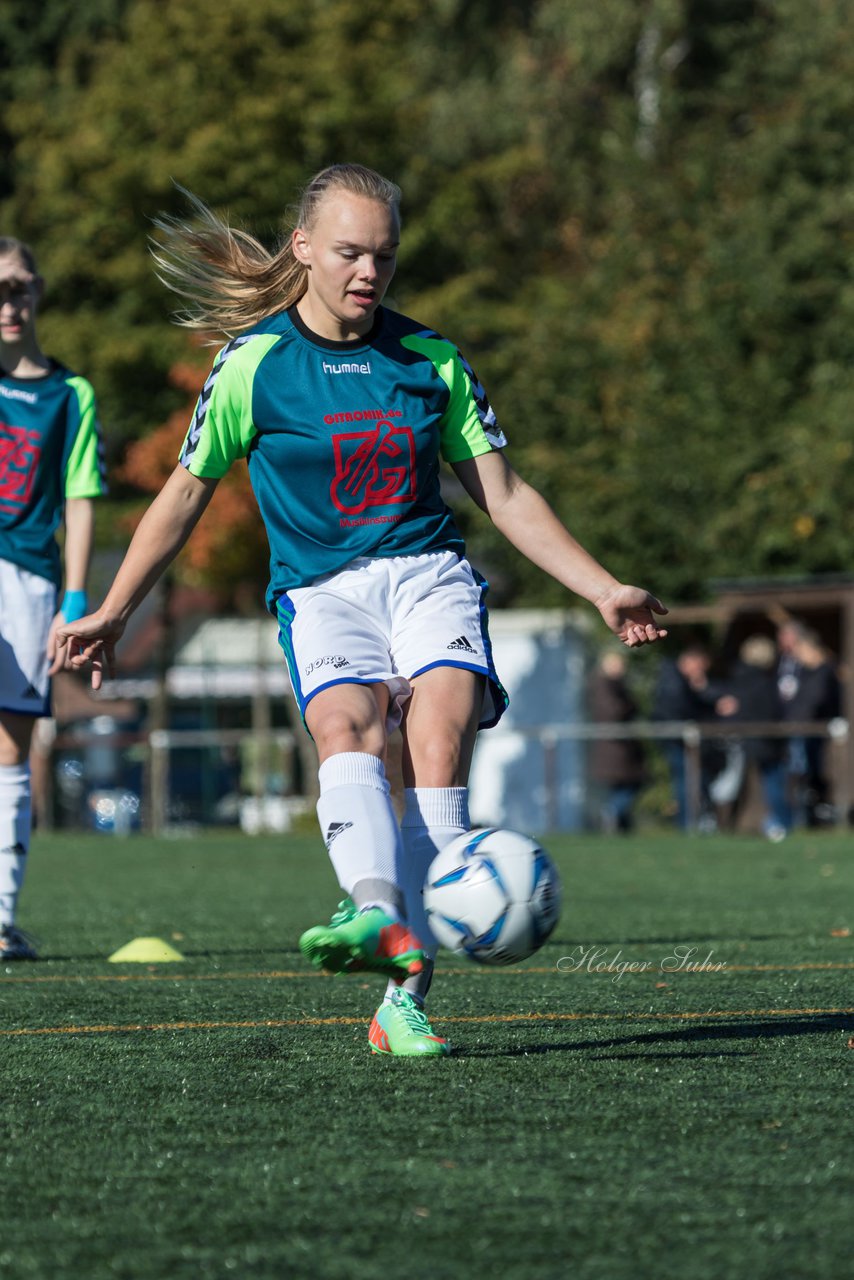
423,828,561,965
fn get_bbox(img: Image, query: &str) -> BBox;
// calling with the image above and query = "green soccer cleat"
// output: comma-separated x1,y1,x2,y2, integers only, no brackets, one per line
299,900,425,980
368,989,451,1057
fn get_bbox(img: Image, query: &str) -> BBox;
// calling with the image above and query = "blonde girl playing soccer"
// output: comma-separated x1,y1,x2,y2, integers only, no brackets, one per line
59,165,665,1052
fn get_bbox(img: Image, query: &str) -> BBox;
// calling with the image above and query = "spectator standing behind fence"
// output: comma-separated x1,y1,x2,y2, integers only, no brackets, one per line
720,635,790,841
776,618,805,812
784,628,841,827
0,237,107,960
652,644,729,830
587,651,646,833
776,619,805,709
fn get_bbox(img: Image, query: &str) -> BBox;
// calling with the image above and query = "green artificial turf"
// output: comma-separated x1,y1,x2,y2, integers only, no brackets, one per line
1,830,852,1280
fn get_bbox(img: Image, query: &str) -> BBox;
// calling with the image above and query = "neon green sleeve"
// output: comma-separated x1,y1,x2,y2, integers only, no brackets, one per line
400,333,507,462
64,376,107,498
180,334,278,477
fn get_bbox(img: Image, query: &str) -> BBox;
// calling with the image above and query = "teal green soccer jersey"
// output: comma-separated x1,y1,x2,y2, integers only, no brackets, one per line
0,362,107,586
179,306,507,610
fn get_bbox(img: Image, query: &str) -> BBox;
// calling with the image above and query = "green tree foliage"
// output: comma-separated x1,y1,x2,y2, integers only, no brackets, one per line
2,0,853,604
449,0,854,602
1,0,428,448
0,0,131,200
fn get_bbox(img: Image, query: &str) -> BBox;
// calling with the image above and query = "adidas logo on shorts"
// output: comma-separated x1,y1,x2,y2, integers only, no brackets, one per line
447,635,476,653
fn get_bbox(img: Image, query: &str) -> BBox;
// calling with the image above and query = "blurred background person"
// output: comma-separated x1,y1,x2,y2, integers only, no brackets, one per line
720,635,790,841
785,627,841,827
652,643,730,830
776,618,805,709
587,649,646,834
775,617,806,821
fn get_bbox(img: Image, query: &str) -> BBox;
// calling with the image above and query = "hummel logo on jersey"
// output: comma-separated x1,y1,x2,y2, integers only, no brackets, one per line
0,385,38,405
325,821,353,847
322,361,371,375
447,636,476,653
21,682,41,700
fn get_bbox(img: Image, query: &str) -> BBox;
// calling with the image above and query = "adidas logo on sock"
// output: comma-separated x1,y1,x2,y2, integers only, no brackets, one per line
447,635,476,653
325,821,353,847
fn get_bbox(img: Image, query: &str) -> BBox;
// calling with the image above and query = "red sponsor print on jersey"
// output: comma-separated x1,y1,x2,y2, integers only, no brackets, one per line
330,419,416,515
0,422,41,512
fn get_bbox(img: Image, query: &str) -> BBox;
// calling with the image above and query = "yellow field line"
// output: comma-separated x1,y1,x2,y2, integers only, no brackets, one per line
2,960,853,986
2,1007,852,1039
0,969,321,985
717,962,854,973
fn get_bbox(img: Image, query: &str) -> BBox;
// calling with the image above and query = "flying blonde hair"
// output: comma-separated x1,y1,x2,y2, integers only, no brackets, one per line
151,164,401,339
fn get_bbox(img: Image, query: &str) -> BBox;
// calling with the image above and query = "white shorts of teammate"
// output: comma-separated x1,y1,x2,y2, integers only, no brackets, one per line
0,559,55,717
276,551,508,731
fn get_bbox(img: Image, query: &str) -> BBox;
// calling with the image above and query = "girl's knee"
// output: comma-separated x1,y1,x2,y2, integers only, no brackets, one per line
307,686,389,760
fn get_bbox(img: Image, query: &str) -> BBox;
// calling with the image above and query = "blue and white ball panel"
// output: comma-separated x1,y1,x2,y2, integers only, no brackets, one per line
423,827,562,965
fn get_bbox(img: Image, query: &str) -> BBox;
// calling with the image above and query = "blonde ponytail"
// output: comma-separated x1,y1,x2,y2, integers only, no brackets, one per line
151,165,401,339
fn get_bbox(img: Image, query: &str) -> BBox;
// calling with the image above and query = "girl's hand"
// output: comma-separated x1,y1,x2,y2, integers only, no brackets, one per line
595,585,669,647
55,612,126,690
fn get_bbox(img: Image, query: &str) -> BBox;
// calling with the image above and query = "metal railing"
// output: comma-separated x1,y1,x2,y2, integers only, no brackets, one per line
36,717,848,834
517,718,849,831
147,727,299,834
37,723,300,835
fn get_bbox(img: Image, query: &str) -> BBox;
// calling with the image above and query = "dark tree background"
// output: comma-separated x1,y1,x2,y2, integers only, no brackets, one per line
3,0,852,605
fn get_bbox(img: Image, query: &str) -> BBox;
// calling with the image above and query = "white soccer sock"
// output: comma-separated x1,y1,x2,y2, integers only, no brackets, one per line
0,762,32,928
316,752,405,920
386,786,470,1004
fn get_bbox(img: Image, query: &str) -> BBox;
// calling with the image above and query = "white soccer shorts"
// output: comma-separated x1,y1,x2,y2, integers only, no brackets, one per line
0,558,55,717
276,551,507,730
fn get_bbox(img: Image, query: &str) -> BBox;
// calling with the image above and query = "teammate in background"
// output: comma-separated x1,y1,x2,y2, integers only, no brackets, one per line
58,164,667,1054
0,237,107,959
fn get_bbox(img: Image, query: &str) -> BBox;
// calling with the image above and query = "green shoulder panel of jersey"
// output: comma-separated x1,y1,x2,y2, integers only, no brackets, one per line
180,333,280,477
64,375,108,499
399,333,506,462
